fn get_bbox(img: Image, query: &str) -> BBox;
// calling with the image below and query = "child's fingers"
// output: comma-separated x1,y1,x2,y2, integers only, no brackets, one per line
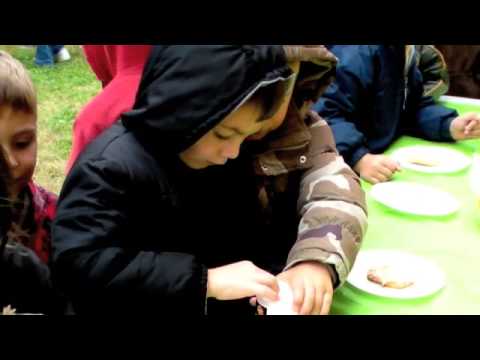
320,292,333,315
253,284,279,303
365,175,380,185
468,129,480,138
256,271,280,294
313,290,324,315
372,169,389,183
362,169,384,184
377,165,395,180
292,281,305,314
250,298,266,315
464,118,479,134
300,281,315,315
382,158,402,172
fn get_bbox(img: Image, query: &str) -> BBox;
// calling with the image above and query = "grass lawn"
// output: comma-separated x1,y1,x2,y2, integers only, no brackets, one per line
0,45,101,194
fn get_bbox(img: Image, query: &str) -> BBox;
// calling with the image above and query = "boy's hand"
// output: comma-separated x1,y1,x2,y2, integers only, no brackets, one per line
277,261,333,315
207,261,279,302
450,113,480,140
354,154,401,184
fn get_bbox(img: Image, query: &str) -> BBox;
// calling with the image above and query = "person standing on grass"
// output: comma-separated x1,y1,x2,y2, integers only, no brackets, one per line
35,45,70,67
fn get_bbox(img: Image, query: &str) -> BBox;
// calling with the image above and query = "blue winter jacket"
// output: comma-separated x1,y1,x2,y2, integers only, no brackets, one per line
313,45,458,167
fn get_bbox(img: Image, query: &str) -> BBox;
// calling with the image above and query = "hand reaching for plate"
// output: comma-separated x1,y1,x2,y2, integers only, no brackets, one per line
354,154,402,184
450,113,480,140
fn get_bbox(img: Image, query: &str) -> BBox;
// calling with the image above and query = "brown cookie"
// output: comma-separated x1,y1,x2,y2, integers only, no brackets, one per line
367,266,414,290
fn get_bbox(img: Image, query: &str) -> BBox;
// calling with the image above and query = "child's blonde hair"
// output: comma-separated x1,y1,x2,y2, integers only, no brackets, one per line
0,50,37,115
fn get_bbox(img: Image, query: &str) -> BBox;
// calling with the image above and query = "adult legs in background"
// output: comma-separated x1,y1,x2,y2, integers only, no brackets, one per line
35,45,70,66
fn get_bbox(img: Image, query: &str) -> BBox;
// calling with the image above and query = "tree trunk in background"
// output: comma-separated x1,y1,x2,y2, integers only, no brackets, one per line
435,45,480,99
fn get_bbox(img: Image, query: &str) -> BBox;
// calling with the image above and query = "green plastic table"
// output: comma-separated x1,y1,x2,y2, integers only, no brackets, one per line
331,97,480,315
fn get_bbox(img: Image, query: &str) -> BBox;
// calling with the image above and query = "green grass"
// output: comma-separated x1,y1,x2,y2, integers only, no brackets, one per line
0,45,101,194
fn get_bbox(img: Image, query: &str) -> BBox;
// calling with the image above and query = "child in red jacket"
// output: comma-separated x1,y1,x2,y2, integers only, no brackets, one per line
66,45,152,172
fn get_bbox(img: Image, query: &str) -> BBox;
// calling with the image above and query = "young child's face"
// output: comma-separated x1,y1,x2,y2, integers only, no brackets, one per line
0,105,37,199
180,101,266,169
180,62,300,170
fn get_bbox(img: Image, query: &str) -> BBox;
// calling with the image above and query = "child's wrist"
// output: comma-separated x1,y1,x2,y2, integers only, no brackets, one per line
354,154,369,174
449,118,460,140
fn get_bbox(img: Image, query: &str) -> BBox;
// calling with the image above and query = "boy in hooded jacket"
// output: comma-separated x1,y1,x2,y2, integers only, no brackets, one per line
53,45,367,315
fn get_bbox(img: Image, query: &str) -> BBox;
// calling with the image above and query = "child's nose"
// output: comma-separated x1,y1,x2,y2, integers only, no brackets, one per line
223,142,241,160
5,151,18,169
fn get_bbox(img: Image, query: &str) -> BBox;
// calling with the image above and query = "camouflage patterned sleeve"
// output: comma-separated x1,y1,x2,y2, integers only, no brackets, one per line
284,111,368,288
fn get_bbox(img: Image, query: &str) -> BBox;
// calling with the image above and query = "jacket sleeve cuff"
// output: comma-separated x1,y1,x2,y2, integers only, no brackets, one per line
440,116,456,141
284,249,345,289
350,146,370,169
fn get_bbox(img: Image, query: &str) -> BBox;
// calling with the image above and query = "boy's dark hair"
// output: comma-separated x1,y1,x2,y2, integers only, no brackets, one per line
0,50,37,114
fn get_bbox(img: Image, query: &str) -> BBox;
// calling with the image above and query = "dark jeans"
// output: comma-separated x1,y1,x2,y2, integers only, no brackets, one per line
35,45,64,66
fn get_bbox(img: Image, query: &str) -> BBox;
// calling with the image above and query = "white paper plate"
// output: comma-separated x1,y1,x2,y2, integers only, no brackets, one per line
370,182,460,216
391,145,471,173
347,250,446,299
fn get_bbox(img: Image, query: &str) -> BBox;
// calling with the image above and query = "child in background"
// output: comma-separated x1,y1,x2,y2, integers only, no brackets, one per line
66,45,152,172
314,45,480,184
0,50,63,314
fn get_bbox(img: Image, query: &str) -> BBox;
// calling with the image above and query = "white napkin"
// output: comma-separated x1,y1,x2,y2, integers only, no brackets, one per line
257,280,298,315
